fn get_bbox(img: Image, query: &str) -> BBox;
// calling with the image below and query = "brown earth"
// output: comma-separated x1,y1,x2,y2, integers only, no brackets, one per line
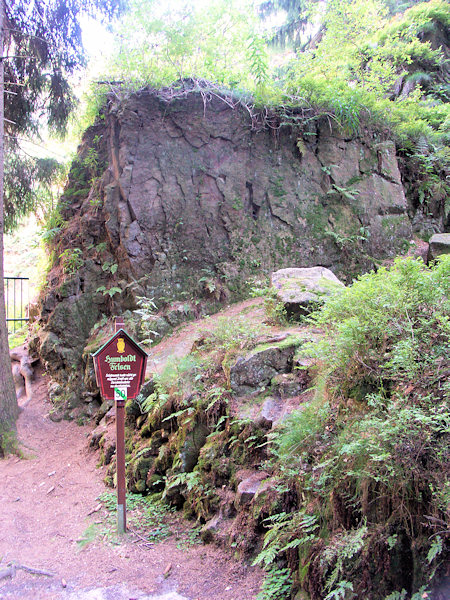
0,362,263,600
145,298,268,377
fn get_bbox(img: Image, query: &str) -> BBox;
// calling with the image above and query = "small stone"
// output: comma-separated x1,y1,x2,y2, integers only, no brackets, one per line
235,472,269,507
230,342,297,397
257,397,283,428
201,515,222,544
428,233,450,262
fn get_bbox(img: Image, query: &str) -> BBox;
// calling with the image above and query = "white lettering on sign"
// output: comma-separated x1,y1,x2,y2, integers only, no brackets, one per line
105,354,136,371
105,372,137,388
105,354,136,364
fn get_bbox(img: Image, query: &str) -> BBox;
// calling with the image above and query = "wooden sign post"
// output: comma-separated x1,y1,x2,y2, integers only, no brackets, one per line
92,319,148,534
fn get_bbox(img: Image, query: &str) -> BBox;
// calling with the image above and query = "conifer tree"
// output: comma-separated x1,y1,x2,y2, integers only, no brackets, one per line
0,0,122,454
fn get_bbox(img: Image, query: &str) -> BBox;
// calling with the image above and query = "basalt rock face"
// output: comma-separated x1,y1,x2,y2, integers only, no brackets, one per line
97,89,411,289
34,86,412,409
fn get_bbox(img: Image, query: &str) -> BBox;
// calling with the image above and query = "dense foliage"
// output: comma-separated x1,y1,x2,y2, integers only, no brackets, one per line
3,0,123,231
99,0,449,145
105,0,270,97
3,156,67,232
262,257,449,598
84,0,448,227
286,0,449,141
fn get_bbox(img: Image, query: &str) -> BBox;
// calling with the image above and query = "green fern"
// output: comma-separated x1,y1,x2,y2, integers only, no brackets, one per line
323,526,367,593
256,564,292,600
253,511,319,568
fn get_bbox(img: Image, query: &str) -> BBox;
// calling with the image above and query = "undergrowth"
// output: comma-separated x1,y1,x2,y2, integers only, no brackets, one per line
256,256,449,599
105,258,448,599
98,491,173,543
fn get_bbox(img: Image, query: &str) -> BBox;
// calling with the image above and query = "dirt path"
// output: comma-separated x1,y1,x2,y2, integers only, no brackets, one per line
145,298,267,377
0,363,262,599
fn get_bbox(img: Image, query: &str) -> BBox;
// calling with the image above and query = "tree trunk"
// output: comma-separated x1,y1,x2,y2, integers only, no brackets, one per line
0,0,20,454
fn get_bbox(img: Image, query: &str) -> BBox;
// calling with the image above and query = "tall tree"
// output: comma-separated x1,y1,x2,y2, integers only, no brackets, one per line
0,0,123,455
0,0,18,454
259,0,315,49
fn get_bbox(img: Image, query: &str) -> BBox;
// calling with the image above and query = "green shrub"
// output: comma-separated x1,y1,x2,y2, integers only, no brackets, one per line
303,256,450,399
59,247,84,275
264,257,449,597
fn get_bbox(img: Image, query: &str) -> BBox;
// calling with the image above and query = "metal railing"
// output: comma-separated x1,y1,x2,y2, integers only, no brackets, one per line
3,277,29,334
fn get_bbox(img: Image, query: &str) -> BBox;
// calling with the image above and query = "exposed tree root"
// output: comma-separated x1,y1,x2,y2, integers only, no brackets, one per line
10,350,34,406
0,562,54,580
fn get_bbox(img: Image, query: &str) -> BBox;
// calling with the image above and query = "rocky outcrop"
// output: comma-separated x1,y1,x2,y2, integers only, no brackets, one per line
34,83,413,409
235,471,269,507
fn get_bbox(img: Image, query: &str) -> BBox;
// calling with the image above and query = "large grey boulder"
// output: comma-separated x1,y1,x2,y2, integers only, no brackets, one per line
271,266,344,318
428,233,450,262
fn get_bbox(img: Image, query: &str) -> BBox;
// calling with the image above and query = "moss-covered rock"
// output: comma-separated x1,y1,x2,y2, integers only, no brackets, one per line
230,337,302,396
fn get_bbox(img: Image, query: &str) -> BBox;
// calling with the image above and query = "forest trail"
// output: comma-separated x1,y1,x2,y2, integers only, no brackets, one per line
0,346,262,599
145,298,267,377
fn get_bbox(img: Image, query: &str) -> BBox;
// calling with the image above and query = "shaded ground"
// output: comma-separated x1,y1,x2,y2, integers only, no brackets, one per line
0,361,262,599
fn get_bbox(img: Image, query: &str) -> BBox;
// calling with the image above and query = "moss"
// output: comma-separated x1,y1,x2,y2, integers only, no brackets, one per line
197,433,234,486
275,236,284,251
153,444,173,474
304,203,328,237
147,474,164,491
140,422,154,438
135,479,147,493
271,177,286,198
249,333,305,356
381,214,408,233
229,421,267,466
125,397,142,420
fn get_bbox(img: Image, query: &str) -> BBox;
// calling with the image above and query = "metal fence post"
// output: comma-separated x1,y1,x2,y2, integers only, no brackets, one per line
3,277,30,333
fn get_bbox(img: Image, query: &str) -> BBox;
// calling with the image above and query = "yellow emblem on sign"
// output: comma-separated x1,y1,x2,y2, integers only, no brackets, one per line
117,338,125,353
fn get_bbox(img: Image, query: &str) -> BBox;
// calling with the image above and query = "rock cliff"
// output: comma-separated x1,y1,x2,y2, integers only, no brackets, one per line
34,84,413,408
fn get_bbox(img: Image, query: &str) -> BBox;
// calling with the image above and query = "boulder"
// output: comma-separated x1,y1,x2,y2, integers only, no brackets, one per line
271,267,344,318
428,233,450,262
235,471,269,507
230,338,300,396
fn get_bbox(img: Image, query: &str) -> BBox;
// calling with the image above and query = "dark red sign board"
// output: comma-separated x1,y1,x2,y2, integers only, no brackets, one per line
92,329,148,401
